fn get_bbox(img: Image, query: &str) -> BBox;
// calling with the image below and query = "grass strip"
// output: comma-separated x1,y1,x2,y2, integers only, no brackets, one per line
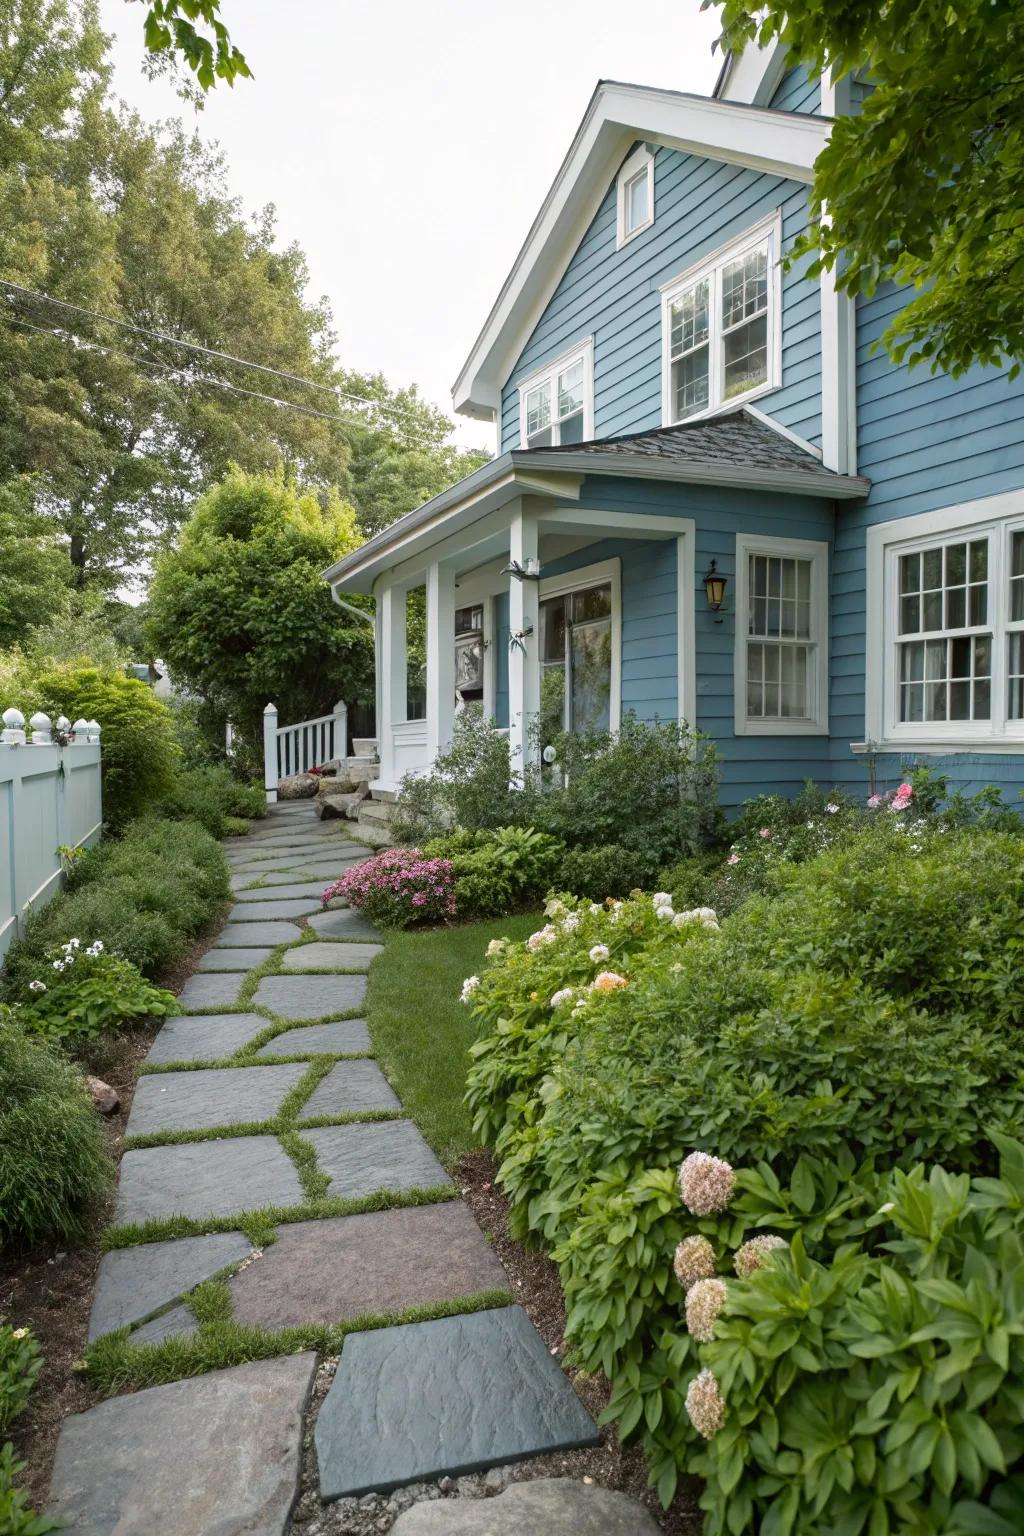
84,1287,514,1395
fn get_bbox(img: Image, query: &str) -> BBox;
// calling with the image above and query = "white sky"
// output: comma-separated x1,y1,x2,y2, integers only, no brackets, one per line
98,0,722,450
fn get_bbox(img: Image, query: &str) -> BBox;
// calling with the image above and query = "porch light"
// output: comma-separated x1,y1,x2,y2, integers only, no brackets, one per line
702,561,727,613
505,557,542,581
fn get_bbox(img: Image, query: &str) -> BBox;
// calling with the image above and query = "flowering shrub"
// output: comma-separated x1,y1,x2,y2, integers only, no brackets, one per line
326,847,458,929
0,1323,41,1432
422,826,563,919
17,940,176,1041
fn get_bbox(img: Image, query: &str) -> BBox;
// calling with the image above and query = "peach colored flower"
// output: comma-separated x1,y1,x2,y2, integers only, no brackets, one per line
591,970,628,992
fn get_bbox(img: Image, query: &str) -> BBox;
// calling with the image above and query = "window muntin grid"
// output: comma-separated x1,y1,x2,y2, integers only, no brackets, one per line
745,554,814,719
521,347,590,448
1009,531,1024,720
896,539,991,723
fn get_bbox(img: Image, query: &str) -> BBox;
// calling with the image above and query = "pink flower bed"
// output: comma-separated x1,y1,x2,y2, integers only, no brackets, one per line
323,847,457,929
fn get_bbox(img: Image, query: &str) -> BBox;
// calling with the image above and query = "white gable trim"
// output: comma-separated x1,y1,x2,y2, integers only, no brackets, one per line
714,41,788,107
452,81,830,422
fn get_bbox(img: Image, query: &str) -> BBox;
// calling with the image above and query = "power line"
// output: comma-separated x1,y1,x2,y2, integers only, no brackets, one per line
0,277,443,434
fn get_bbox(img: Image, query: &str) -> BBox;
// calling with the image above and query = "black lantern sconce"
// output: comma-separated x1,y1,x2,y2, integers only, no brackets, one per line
702,560,728,622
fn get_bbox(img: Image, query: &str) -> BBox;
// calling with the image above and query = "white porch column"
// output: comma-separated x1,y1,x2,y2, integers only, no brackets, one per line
377,583,407,785
508,500,540,778
425,559,456,762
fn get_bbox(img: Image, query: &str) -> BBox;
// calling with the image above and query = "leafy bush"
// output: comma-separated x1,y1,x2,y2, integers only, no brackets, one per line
557,842,660,898
31,663,179,830
0,1325,41,1432
391,711,523,841
692,1136,1024,1536
155,763,266,839
15,939,175,1041
326,848,458,929
0,1011,111,1245
0,1442,60,1536
422,826,564,918
3,817,229,988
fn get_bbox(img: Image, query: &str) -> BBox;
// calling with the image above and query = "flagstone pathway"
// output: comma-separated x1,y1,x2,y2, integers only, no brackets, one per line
47,802,606,1535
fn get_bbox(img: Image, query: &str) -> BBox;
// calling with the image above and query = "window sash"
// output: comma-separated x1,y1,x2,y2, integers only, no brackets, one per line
736,537,827,734
520,348,591,447
664,231,774,422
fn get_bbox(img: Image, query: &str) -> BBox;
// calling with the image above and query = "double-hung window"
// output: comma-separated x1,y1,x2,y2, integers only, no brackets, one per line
518,340,593,448
616,146,654,248
661,213,781,424
869,497,1024,746
735,534,829,734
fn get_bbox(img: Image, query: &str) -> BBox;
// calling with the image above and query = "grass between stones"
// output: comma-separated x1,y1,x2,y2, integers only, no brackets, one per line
365,911,542,1166
83,1287,514,1395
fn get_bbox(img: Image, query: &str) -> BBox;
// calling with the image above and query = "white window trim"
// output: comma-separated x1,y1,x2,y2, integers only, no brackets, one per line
517,338,594,449
660,209,783,427
616,145,655,249
865,490,1024,752
734,532,829,736
539,556,622,732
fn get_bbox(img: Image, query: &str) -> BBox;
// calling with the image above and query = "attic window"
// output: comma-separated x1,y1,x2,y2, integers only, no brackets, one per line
616,146,654,248
518,340,593,449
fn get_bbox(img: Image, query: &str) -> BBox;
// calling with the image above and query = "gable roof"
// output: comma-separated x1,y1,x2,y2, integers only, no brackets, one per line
452,79,829,423
713,39,790,106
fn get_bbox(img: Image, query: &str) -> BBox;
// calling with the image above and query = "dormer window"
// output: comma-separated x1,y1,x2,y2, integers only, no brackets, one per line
518,339,593,448
660,211,781,423
616,146,654,248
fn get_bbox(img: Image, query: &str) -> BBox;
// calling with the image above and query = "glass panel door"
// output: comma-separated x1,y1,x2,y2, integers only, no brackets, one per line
570,619,611,732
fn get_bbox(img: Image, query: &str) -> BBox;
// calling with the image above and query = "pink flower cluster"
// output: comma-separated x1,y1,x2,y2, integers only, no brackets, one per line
325,847,457,928
867,781,914,813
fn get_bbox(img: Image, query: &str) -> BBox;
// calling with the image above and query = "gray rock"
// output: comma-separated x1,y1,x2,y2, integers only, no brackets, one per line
315,1308,598,1500
230,1204,506,1329
307,909,381,941
196,947,275,972
116,1136,305,1224
85,1074,119,1115
176,971,245,1008
298,1061,399,1117
229,898,322,922
48,1353,317,1535
130,1304,198,1347
278,772,318,799
391,1480,662,1535
300,1121,450,1201
255,1020,372,1058
147,1013,269,1065
282,941,383,972
126,1064,308,1137
253,974,367,1020
89,1231,252,1340
215,921,303,948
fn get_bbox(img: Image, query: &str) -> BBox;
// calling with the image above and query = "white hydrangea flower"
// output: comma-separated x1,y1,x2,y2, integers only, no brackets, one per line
589,944,610,963
652,892,673,908
685,1368,726,1439
550,988,574,1008
562,912,580,932
527,925,557,951
485,939,506,959
459,975,480,1004
28,980,47,993
589,903,603,916
656,905,675,920
52,959,64,971
544,898,566,919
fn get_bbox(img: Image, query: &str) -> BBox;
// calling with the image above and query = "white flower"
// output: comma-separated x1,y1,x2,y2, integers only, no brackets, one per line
544,898,566,919
11,1328,29,1341
652,892,672,908
460,975,480,1004
673,907,719,930
573,999,588,1012
86,940,104,957
589,903,603,916
656,904,675,921
28,980,47,993
562,912,580,932
527,925,557,952
550,988,574,1009
589,944,610,963
69,937,81,948
485,939,506,959
825,802,840,814
52,960,64,971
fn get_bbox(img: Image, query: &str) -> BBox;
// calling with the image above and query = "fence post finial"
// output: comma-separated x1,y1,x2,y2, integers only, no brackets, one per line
1,707,26,745
29,712,52,746
263,702,279,804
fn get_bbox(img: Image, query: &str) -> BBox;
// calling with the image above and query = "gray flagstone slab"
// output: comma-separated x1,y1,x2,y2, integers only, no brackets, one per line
196,947,275,972
88,1231,252,1341
307,908,380,941
289,859,367,879
390,1481,662,1535
146,1013,269,1065
229,1205,505,1329
176,971,245,1008
48,1353,317,1535
228,898,321,922
299,1120,449,1201
116,1136,305,1223
281,941,383,972
315,1307,598,1500
215,920,303,947
230,883,328,902
130,1304,198,1347
252,973,366,1019
297,1060,399,1117
255,1019,372,1058
126,1064,308,1137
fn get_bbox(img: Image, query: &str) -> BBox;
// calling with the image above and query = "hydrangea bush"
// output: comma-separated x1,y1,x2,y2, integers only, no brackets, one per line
325,847,458,929
16,939,176,1040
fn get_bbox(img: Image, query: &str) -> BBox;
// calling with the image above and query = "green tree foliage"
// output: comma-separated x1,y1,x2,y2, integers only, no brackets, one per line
147,467,371,755
141,0,249,90
0,478,70,647
711,0,1024,376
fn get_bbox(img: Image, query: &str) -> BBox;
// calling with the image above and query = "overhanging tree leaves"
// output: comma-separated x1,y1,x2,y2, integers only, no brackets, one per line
710,0,1024,376
141,0,249,91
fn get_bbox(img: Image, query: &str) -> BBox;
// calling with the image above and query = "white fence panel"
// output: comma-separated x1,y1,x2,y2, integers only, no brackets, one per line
0,719,103,961
262,701,347,803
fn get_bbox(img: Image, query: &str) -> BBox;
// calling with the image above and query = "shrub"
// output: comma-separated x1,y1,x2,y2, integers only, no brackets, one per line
557,842,660,898
391,711,522,841
0,1325,41,1432
0,1011,111,1245
155,763,266,839
3,817,229,988
326,848,457,929
15,939,175,1041
422,826,564,918
0,1442,60,1535
31,663,178,830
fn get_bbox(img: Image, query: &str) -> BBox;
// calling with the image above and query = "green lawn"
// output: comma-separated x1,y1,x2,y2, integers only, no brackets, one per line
365,912,541,1166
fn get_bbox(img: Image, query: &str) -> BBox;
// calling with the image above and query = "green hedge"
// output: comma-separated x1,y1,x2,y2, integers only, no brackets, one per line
154,763,266,839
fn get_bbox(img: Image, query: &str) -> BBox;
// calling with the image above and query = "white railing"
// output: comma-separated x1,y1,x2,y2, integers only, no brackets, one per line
262,700,348,803
1,710,103,961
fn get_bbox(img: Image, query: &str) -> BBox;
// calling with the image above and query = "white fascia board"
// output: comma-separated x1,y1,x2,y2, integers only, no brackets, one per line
452,81,830,421
714,40,789,106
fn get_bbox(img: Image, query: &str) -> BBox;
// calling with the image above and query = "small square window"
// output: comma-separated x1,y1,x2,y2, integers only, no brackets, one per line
616,147,654,248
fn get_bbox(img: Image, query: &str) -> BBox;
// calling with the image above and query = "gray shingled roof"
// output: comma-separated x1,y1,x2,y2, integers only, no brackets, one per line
519,407,832,480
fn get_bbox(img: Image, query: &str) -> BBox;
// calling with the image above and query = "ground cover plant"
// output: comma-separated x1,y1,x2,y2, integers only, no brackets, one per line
155,763,266,839
461,816,1024,1511
12,940,176,1042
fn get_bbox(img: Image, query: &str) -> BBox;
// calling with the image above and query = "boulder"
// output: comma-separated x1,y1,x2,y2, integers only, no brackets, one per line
85,1075,119,1115
315,782,370,821
277,772,317,800
391,1479,662,1534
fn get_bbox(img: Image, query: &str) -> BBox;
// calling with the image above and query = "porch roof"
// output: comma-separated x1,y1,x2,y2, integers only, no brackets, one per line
324,407,869,594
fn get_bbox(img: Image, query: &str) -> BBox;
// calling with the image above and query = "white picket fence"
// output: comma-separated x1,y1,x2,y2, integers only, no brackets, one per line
262,701,348,803
0,709,103,961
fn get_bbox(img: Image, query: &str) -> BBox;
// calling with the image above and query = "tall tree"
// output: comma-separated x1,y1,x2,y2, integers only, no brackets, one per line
0,477,71,647
711,0,1024,377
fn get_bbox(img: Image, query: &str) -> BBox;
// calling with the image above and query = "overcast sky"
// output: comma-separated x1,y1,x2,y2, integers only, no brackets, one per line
98,0,722,449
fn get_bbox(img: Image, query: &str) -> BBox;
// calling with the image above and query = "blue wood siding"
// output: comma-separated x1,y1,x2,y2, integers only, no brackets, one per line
769,64,820,115
500,147,822,455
